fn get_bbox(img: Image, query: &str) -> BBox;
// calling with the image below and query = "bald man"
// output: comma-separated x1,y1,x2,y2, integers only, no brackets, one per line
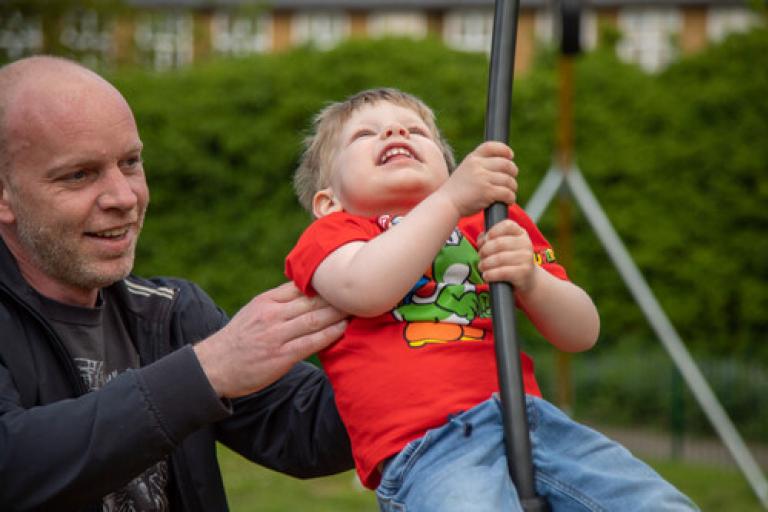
0,56,352,511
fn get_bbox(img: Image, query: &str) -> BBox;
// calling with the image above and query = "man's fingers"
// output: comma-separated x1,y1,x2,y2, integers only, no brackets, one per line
262,281,304,303
257,282,337,322
284,319,348,361
274,302,347,344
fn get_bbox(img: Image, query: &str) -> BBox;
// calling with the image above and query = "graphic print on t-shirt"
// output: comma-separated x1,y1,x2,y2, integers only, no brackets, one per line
382,215,491,348
74,357,169,512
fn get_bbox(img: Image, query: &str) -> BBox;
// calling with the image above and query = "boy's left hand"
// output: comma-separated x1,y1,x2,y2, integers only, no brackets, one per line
477,219,537,292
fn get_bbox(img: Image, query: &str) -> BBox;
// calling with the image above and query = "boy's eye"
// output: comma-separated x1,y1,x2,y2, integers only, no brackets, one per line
409,126,429,137
352,129,375,140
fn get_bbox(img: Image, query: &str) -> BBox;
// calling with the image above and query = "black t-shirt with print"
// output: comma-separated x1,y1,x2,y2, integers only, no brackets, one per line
37,291,170,512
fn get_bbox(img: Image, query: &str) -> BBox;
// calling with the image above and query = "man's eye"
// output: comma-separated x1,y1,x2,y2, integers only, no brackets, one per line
123,157,143,169
65,170,89,181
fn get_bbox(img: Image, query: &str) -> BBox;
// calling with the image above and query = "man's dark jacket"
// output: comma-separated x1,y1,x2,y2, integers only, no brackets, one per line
0,239,352,511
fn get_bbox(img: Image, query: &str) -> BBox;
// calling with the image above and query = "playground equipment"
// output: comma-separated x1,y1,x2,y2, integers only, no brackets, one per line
484,0,548,510
487,0,768,509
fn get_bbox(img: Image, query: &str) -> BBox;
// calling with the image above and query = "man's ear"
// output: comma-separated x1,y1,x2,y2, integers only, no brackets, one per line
312,187,342,218
0,180,16,225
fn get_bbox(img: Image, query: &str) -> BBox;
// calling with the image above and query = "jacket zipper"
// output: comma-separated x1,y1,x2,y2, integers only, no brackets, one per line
0,283,87,395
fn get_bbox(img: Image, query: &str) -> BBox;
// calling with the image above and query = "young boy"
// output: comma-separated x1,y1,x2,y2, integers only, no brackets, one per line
286,88,698,511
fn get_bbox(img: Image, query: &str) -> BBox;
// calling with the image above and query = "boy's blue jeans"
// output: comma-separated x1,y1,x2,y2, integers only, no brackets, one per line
376,395,699,512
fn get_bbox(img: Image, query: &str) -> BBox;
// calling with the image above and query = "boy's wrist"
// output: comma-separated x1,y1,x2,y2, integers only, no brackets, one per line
515,265,544,298
427,186,463,223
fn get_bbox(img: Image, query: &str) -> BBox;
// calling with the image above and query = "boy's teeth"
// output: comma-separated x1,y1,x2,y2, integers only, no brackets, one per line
381,147,413,164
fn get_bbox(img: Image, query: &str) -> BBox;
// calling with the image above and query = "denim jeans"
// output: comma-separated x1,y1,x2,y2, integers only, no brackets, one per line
376,395,699,512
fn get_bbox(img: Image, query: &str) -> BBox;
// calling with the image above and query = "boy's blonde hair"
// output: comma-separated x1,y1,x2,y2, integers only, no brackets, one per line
294,88,456,213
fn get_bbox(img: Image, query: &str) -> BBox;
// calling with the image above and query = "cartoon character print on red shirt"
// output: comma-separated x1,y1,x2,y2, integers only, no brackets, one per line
381,215,491,348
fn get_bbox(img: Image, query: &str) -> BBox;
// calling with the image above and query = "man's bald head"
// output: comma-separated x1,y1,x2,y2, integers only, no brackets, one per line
0,55,129,181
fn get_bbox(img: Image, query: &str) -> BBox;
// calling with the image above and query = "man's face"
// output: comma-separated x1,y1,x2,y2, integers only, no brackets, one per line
2,76,149,300
326,101,449,217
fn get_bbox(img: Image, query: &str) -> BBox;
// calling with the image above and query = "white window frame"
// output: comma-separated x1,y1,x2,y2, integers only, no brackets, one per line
291,10,349,50
367,10,428,40
134,11,194,71
211,11,272,56
59,10,114,66
707,6,762,44
617,7,681,73
443,8,494,53
0,10,43,60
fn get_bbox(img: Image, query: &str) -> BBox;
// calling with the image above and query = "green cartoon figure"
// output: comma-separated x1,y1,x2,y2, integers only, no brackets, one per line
391,222,491,348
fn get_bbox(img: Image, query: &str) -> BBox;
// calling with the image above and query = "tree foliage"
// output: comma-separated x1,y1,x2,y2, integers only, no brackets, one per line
111,30,768,361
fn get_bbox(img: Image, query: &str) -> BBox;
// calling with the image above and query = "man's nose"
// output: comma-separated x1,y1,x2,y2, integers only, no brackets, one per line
97,166,138,211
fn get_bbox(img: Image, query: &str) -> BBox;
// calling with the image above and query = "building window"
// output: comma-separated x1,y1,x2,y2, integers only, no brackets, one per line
0,11,43,61
134,11,194,71
368,11,427,39
707,6,762,43
211,12,272,56
59,10,114,67
617,7,681,72
292,11,349,50
443,8,494,53
534,7,555,47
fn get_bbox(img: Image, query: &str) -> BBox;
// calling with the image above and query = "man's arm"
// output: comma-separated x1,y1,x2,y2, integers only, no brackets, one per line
216,360,353,478
193,282,346,399
0,281,349,509
194,282,354,476
0,346,226,510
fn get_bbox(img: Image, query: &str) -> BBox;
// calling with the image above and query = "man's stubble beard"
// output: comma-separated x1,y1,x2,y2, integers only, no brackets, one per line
13,201,144,291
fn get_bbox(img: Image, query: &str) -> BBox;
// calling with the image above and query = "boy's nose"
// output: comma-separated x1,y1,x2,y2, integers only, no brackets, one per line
383,124,408,138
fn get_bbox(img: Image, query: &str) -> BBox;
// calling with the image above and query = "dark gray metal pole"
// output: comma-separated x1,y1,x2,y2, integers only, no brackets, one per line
485,1,548,510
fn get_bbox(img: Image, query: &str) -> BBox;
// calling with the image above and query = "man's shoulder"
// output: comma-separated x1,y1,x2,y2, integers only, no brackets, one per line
111,275,219,314
111,275,227,341
119,275,182,300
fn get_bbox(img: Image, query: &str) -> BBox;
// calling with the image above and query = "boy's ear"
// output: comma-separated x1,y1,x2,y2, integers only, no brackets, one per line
312,187,342,218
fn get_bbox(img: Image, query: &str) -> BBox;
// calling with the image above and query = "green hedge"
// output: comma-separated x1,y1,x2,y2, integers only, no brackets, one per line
112,30,768,364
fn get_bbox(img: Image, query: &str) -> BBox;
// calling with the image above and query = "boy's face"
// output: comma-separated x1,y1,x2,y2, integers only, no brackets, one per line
319,101,449,218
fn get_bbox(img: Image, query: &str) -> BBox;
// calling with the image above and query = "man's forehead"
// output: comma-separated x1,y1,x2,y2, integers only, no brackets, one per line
10,74,129,133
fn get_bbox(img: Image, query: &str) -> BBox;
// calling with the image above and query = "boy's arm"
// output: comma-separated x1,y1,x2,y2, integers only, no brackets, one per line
312,141,517,317
478,219,600,352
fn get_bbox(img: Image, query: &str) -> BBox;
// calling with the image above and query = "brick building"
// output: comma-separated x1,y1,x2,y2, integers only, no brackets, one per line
0,0,763,72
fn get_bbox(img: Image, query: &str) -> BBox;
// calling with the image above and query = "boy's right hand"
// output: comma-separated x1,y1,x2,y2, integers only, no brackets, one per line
439,141,518,217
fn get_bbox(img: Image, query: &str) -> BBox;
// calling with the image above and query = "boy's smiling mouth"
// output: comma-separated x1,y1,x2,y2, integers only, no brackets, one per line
379,143,420,165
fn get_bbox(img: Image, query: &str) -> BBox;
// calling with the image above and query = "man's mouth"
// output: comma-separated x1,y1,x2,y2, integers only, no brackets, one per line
86,226,131,239
379,144,418,165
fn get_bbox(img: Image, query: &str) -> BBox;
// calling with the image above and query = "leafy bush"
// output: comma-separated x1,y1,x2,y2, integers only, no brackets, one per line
110,30,768,365
528,340,768,441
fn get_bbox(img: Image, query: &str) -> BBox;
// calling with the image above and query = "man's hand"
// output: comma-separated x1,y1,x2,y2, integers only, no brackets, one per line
194,282,347,398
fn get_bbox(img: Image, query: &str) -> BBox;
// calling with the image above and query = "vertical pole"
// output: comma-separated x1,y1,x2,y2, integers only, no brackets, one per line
555,0,582,414
485,1,548,510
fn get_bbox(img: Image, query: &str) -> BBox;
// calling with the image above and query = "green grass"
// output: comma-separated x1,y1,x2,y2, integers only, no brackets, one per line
219,445,764,511
219,445,377,512
651,458,764,512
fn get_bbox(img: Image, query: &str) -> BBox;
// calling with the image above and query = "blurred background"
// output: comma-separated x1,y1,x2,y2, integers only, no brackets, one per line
2,0,766,509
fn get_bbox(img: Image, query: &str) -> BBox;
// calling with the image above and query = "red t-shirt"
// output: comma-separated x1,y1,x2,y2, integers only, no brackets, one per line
285,206,568,489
